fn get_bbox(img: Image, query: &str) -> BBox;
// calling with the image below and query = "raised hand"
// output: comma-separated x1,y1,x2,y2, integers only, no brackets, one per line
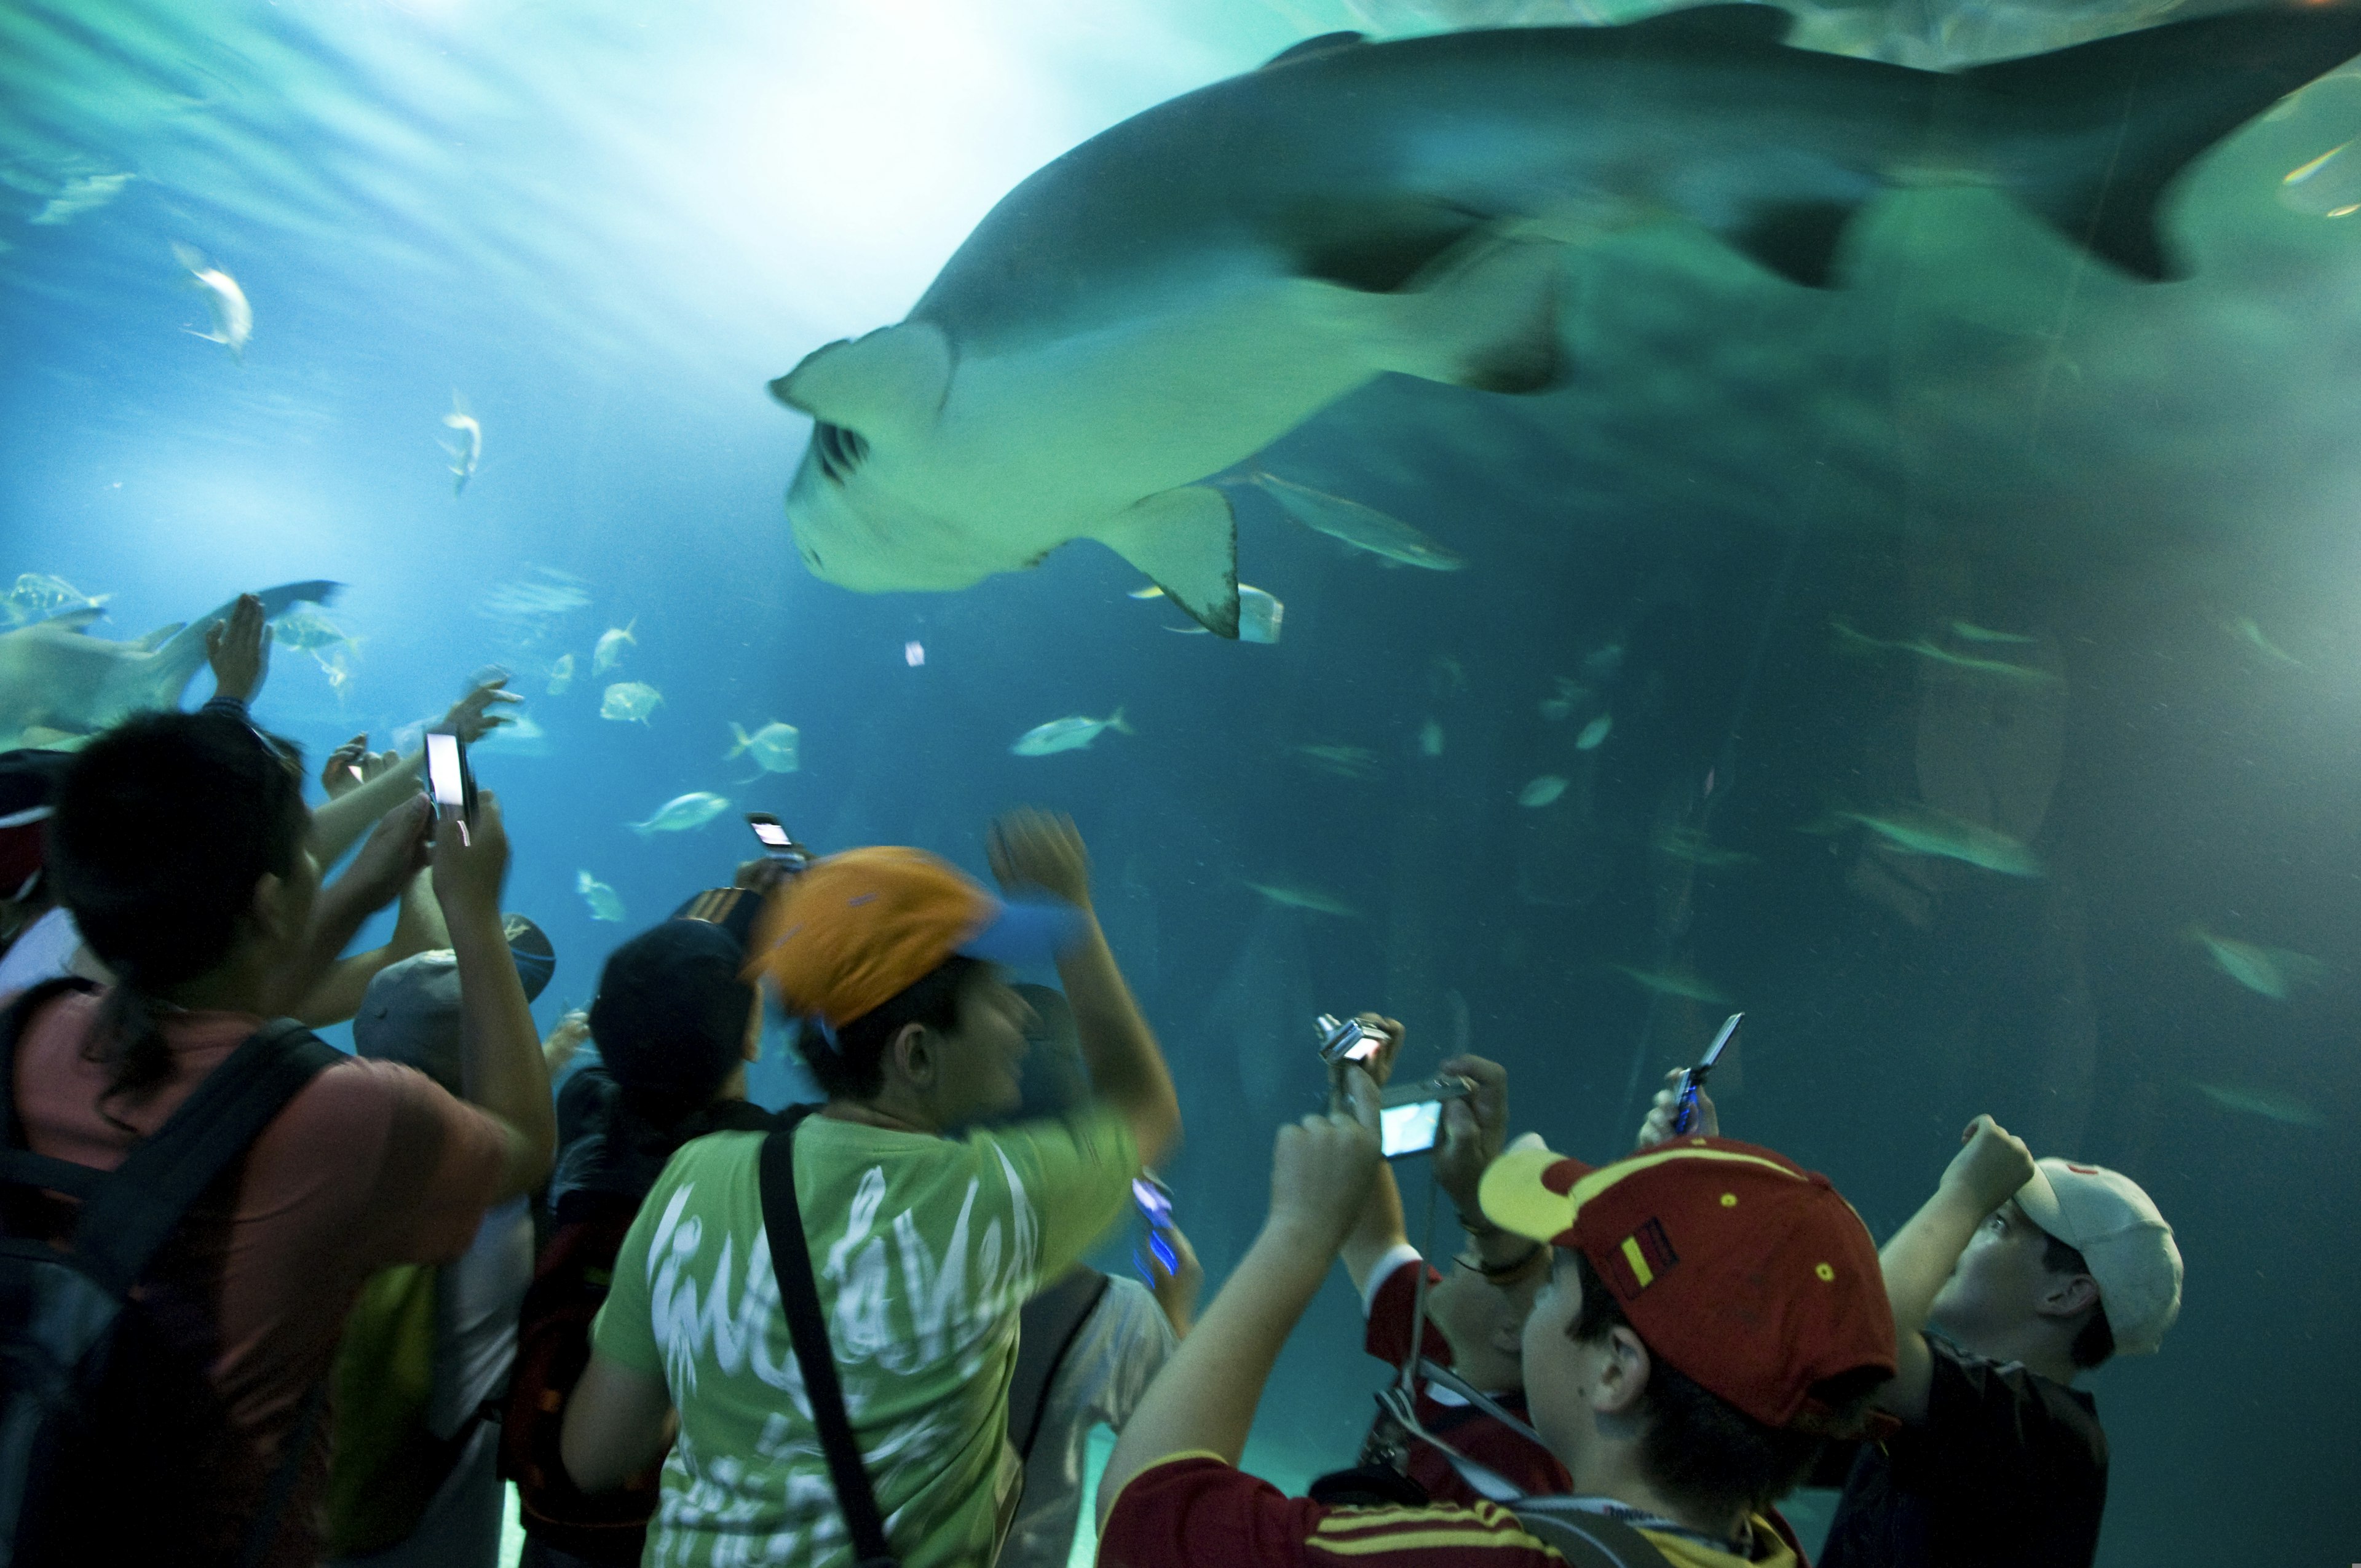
205,592,271,704
986,808,1091,908
441,674,521,743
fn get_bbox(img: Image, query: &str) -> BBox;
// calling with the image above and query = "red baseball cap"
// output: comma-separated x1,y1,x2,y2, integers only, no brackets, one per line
743,846,1080,1029
1480,1136,1896,1434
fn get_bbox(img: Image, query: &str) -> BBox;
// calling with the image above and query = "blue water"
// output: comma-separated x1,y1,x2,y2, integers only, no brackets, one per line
6,0,2360,1558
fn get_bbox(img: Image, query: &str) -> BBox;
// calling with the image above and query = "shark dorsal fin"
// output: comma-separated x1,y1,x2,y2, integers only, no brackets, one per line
1264,31,1367,69
768,322,954,441
1618,4,1795,46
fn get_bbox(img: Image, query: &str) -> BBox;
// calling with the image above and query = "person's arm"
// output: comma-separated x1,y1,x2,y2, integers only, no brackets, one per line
1877,1115,2036,1423
987,810,1180,1168
563,1353,677,1494
290,868,448,1026
432,791,556,1199
1335,1015,1413,1294
1098,1071,1380,1529
269,797,431,1017
310,677,518,865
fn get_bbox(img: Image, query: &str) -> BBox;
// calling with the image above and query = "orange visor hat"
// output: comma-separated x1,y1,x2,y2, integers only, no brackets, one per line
1481,1135,1897,1435
743,846,1080,1029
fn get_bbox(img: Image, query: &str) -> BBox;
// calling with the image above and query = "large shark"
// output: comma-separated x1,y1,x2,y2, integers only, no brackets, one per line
0,580,341,751
770,2,2361,636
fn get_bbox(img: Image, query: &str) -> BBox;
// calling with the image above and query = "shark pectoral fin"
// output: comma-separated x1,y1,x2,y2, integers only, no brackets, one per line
1380,230,1564,395
1618,3,1797,46
1094,487,1240,639
1263,30,1366,68
132,622,185,652
767,322,954,435
1725,199,1858,288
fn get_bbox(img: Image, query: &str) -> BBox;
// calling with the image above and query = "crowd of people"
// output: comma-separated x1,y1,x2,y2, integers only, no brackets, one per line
0,592,2181,1568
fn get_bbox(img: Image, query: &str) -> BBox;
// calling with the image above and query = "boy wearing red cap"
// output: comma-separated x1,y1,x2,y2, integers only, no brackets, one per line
1095,1073,1896,1568
562,811,1179,1568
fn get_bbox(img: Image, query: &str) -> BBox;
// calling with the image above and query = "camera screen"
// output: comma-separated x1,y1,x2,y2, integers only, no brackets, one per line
751,820,793,848
1380,1100,1444,1158
425,733,466,810
1341,1031,1382,1063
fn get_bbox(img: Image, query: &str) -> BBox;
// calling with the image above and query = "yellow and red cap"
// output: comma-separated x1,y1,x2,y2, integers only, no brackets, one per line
1481,1135,1896,1434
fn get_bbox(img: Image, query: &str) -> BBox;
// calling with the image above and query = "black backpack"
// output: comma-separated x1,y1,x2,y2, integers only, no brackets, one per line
0,977,340,1567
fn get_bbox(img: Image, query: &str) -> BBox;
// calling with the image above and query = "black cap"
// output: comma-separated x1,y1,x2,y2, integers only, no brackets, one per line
588,919,756,1111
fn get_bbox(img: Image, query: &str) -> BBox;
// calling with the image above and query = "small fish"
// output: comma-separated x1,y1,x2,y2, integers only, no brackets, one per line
1833,620,2058,686
1948,621,2039,645
1575,713,1613,751
577,869,627,922
1247,472,1466,571
1614,964,1729,1005
442,391,482,497
1418,719,1445,758
593,618,637,675
2186,927,2324,1001
1013,708,1132,756
1829,805,2044,877
1538,676,1588,723
627,791,730,836
171,241,251,359
475,712,551,756
3,574,109,625
2223,616,2302,669
28,170,133,226
1517,775,1569,808
546,653,575,695
600,681,664,724
1293,743,1380,780
2191,1082,2326,1128
1653,825,1756,868
729,720,801,774
270,604,354,653
1136,582,1284,643
1244,882,1362,917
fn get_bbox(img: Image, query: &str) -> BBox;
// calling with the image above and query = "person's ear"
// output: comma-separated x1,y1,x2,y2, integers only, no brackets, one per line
1590,1324,1653,1417
248,871,294,947
891,1022,936,1090
2040,1272,2101,1320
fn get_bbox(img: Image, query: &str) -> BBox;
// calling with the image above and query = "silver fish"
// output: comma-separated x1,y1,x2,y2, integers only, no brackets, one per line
593,619,637,675
1244,882,1362,917
729,720,801,774
577,869,627,922
600,681,663,724
627,791,730,836
1249,473,1466,572
172,241,250,359
442,392,482,497
1013,708,1132,756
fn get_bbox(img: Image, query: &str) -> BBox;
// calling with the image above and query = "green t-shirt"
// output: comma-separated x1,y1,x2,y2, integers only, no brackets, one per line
590,1107,1139,1568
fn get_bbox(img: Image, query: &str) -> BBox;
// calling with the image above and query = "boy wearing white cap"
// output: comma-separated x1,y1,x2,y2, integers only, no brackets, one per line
1817,1114,2184,1568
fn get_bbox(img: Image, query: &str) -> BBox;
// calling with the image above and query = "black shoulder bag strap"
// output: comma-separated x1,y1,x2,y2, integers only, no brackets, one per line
759,1106,900,1568
1506,1499,1679,1568
1008,1267,1110,1463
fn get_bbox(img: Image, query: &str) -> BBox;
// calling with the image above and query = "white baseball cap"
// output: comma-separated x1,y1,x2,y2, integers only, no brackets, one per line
2014,1157,2182,1356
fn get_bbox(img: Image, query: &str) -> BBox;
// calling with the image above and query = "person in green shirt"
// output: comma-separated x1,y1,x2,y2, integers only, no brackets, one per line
562,809,1180,1568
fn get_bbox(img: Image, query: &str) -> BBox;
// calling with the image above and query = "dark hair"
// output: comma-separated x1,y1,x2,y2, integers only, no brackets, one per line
47,711,307,1110
1567,1251,1881,1520
796,955,981,1101
588,921,757,1127
2041,1231,2116,1369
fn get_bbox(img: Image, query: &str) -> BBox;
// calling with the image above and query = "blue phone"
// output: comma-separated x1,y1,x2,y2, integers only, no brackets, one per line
1674,1013,1742,1134
1133,1174,1177,1280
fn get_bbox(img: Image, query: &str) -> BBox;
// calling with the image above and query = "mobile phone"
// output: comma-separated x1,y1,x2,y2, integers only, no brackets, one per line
1316,1013,1385,1066
1378,1074,1473,1160
424,731,475,842
1673,1012,1743,1135
745,812,810,869
1133,1173,1177,1280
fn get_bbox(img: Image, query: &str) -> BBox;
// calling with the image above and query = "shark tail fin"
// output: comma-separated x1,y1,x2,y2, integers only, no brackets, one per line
144,581,343,711
1378,228,1564,394
1968,5,2361,280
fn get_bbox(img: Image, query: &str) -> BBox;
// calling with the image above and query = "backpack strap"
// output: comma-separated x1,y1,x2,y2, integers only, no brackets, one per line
1008,1267,1111,1462
70,1018,342,1294
759,1106,900,1568
1506,1500,1679,1568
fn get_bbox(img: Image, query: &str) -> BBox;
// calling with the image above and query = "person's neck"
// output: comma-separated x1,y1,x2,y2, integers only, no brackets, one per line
151,950,277,1016
821,1092,938,1136
1569,1446,1751,1550
1936,1320,2081,1385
